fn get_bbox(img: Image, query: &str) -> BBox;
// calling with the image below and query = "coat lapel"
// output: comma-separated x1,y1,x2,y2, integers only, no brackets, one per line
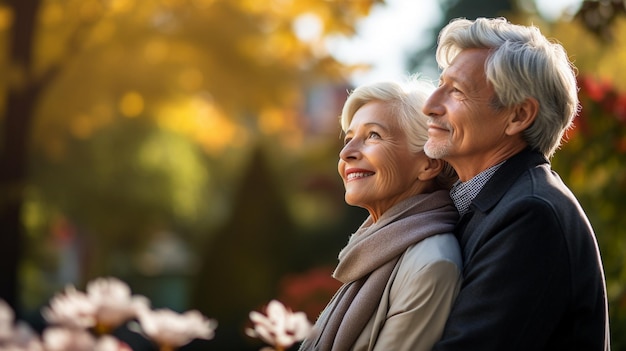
458,148,548,263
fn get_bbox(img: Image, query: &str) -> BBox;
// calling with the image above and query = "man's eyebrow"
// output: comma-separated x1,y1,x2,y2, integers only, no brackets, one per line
441,68,471,89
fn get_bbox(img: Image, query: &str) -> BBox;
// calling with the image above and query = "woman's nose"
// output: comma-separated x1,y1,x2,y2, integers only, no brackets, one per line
339,139,360,161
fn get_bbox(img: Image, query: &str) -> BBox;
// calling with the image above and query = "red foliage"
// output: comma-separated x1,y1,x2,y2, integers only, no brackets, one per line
579,75,613,102
574,75,626,147
578,76,626,121
277,266,341,321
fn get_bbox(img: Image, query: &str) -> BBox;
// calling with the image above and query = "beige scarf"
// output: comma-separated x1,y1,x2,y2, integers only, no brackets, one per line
299,190,458,351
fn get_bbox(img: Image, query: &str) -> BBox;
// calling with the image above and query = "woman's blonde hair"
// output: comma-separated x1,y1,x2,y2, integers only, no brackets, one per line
340,77,458,190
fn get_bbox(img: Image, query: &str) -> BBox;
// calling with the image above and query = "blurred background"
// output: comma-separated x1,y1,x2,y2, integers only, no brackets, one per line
0,0,625,349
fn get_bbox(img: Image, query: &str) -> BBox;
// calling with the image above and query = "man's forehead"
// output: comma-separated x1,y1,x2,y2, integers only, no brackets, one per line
441,50,489,85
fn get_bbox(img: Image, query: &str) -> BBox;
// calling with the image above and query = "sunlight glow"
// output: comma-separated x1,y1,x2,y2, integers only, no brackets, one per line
536,0,583,20
293,13,323,42
0,5,13,30
119,91,145,118
156,96,246,155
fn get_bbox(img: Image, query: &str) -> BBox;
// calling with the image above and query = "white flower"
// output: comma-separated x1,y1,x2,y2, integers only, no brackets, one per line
0,299,15,341
42,277,149,333
41,286,96,329
136,308,217,348
12,322,44,350
0,300,44,350
246,300,313,349
42,327,96,351
94,335,133,351
86,277,150,331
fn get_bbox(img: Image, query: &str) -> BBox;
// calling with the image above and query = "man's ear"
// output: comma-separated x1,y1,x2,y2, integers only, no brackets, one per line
506,97,538,135
417,157,444,181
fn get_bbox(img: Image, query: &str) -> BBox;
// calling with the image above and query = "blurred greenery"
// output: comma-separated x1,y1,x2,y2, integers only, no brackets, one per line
1,0,625,349
552,73,626,349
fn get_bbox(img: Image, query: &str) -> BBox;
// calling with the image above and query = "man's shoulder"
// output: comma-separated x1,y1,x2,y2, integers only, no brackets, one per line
502,162,575,205
485,161,594,237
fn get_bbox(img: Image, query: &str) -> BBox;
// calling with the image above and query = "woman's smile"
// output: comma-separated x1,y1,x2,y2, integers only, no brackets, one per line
345,169,375,182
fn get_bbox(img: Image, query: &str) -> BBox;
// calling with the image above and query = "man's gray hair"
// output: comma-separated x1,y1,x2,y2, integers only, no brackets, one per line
436,17,579,158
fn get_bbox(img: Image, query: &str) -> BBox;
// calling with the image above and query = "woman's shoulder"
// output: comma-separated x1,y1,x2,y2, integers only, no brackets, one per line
401,234,462,272
390,234,462,296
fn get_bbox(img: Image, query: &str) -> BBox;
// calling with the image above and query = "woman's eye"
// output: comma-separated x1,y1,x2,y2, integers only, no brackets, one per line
368,131,381,139
343,137,352,145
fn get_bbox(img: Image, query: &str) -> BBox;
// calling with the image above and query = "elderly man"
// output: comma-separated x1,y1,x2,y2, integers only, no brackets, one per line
423,17,610,350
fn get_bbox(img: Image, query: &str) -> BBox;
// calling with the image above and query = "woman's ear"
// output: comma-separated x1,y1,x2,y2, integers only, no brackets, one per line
506,97,538,136
417,156,444,182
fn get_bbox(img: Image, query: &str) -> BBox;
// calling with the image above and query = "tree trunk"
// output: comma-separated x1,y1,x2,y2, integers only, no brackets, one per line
0,0,41,312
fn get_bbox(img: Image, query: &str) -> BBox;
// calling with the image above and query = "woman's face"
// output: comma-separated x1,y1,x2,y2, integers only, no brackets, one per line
338,101,427,220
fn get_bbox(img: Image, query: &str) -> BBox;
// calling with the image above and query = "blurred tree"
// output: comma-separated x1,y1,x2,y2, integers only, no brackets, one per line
27,117,214,284
575,0,626,41
0,0,42,313
192,146,296,350
0,0,382,313
407,0,514,75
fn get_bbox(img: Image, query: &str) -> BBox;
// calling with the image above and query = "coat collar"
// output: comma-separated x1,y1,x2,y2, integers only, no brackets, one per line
471,147,548,214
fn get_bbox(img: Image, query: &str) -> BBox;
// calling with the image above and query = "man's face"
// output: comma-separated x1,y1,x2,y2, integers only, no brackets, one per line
423,48,513,180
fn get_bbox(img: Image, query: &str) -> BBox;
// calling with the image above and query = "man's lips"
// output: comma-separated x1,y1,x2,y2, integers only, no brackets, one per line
427,118,450,134
428,124,449,134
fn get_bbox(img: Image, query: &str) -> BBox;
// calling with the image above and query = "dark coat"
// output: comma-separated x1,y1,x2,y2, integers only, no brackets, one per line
433,148,610,351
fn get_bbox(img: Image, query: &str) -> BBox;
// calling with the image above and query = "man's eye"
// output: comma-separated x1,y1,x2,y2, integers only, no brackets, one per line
452,86,463,94
343,137,352,145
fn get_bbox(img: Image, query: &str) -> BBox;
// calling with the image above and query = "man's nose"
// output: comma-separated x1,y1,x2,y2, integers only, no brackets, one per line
422,89,444,118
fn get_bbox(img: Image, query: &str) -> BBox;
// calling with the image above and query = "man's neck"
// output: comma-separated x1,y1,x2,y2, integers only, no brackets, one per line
450,144,526,182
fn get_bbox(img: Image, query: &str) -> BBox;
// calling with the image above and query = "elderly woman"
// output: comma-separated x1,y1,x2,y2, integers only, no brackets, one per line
299,79,462,351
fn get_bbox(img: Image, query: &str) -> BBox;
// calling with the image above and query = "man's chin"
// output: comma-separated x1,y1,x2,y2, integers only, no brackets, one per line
424,142,449,159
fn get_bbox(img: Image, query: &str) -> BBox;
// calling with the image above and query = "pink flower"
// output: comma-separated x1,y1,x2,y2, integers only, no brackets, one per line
42,277,149,333
246,300,313,350
0,299,15,341
42,286,97,329
0,299,44,350
94,335,133,351
42,327,96,351
136,307,217,349
86,277,150,332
